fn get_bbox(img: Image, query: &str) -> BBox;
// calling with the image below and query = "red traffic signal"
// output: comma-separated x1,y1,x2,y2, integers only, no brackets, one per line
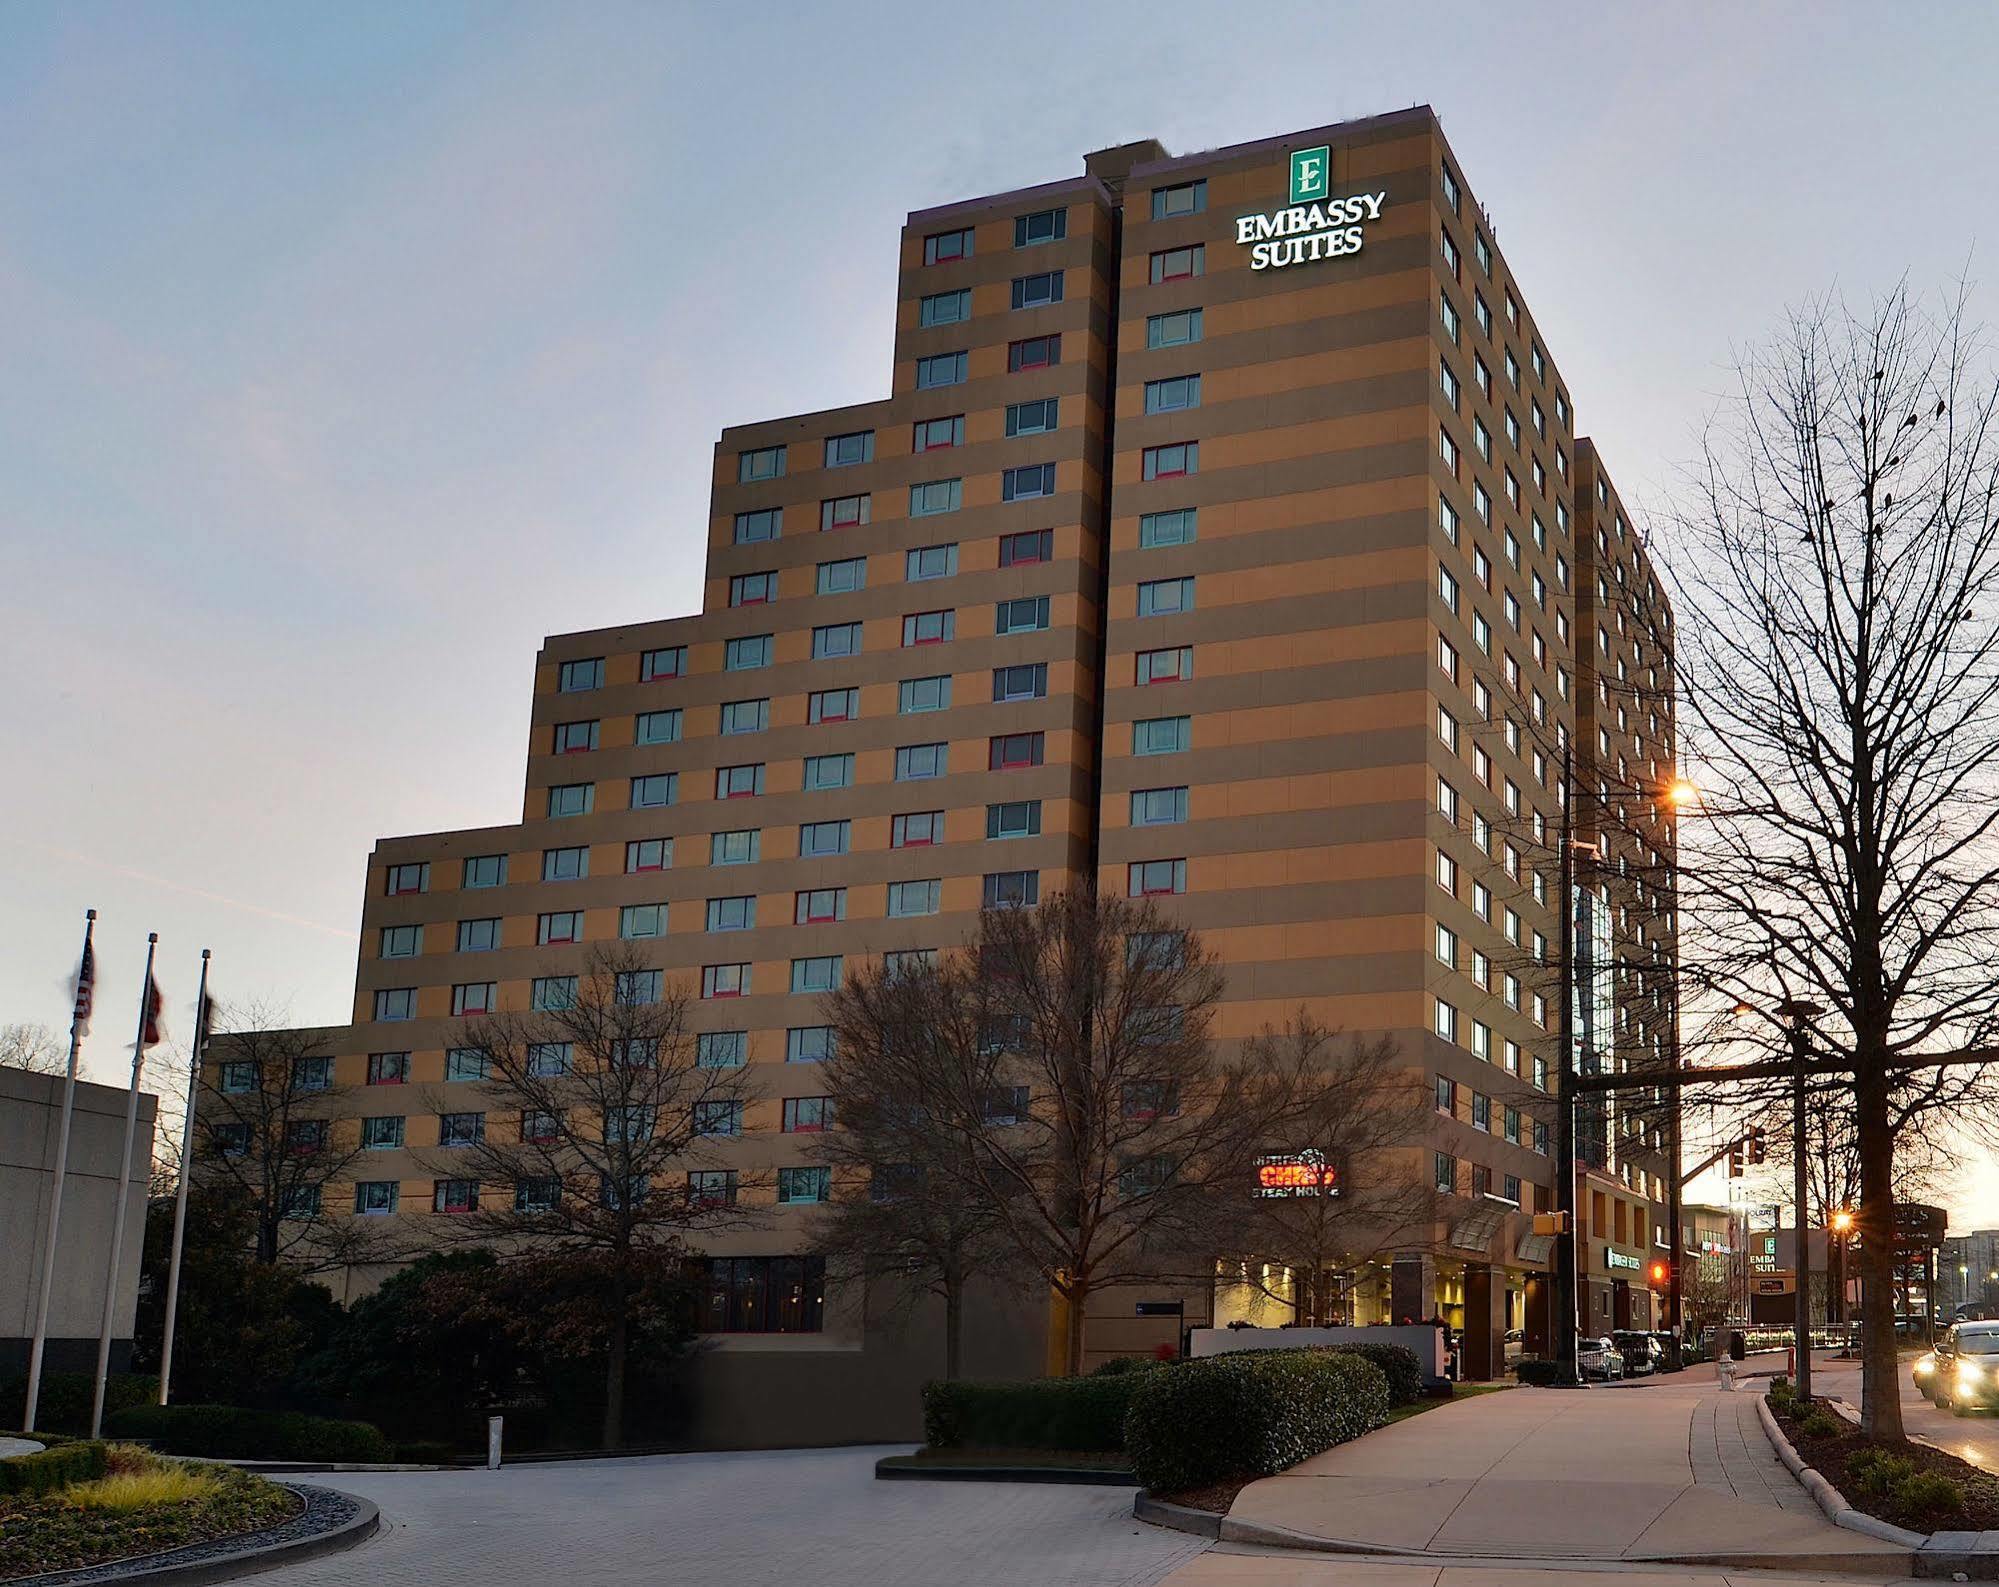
1648,1260,1670,1287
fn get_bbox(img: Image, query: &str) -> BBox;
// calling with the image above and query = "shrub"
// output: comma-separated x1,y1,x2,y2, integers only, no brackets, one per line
1767,1375,1794,1400
1515,1359,1563,1386
66,1465,224,1510
0,1441,108,1497
1123,1349,1388,1494
1852,1452,1917,1500
103,1404,392,1463
1088,1356,1157,1378
1890,1471,1965,1526
0,1374,157,1436
1326,1342,1423,1406
922,1375,1149,1452
1798,1411,1842,1438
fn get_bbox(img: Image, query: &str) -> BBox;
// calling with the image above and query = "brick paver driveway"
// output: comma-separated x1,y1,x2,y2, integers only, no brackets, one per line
259,1445,1204,1587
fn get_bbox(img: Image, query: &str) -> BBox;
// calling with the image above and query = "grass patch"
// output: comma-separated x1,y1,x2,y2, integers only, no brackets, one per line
0,1446,298,1578
1385,1382,1514,1425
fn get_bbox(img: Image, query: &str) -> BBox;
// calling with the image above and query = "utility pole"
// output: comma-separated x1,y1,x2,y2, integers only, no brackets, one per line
1553,742,1581,1383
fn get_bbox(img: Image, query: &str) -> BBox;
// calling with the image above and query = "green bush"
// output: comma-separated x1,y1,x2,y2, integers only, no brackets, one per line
0,1441,108,1496
0,1374,158,1436
1087,1355,1158,1377
922,1375,1149,1452
1326,1342,1423,1405
1890,1470,1964,1526
1851,1451,1917,1500
1767,1375,1794,1400
1798,1411,1842,1438
103,1404,392,1463
1123,1349,1388,1494
1515,1359,1563,1385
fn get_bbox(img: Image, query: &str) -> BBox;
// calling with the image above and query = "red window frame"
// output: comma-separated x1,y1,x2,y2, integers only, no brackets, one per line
796,890,843,925
811,690,856,723
1152,246,1200,282
730,573,774,606
366,1055,408,1086
822,495,867,531
626,840,667,874
1008,335,1057,371
1130,860,1185,897
718,766,762,800
1144,445,1193,480
989,733,1044,771
999,529,1052,566
892,811,942,848
541,914,580,945
387,865,425,895
903,611,952,647
1136,648,1189,686
456,985,494,1017
703,965,748,999
434,1181,478,1214
639,648,685,682
783,1098,831,1134
914,417,962,453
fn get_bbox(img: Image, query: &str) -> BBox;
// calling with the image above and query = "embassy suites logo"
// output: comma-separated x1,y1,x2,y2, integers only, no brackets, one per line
1233,144,1387,271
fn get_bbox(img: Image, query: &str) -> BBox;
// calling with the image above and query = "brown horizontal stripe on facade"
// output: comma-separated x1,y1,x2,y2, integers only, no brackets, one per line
1100,800,1428,866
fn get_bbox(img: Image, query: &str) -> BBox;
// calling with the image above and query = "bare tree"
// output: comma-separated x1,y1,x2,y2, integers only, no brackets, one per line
440,945,761,1447
0,1021,66,1075
1213,1018,1444,1327
1668,280,1999,1436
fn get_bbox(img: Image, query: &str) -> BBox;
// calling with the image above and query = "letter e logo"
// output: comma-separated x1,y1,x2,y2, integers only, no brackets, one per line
1289,145,1330,205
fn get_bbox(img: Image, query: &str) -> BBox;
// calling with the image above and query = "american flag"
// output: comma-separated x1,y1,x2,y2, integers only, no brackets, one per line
141,975,165,1049
71,937,95,1035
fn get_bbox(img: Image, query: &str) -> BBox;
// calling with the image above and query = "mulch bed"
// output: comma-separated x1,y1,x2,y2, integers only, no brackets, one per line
1770,1395,1999,1531
1158,1476,1252,1514
0,1472,300,1578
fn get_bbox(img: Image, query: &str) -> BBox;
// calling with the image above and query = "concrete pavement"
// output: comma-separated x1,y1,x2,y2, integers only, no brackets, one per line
1156,1552,1914,1587
1222,1378,1906,1568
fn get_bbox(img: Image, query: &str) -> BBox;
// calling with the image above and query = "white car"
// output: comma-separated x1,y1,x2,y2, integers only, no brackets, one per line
1578,1337,1625,1381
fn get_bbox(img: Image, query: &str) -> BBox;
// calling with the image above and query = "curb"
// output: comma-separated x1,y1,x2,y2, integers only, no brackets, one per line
6,1483,379,1587
875,1458,1135,1486
1131,1493,1221,1538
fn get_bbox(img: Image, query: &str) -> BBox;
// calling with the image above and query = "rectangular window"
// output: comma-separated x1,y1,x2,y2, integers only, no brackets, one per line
801,752,854,790
983,870,1038,909
788,1027,834,1063
697,1253,826,1333
373,988,416,1022
1144,375,1201,414
1000,533,1055,573
1136,577,1194,617
909,478,963,517
444,1048,490,1083
799,819,851,857
915,350,967,388
728,571,776,608
701,963,750,999
1133,715,1190,754
901,610,954,647
630,773,677,809
693,1100,742,1137
899,675,952,714
1130,786,1188,825
823,430,874,468
986,800,1042,839
537,910,582,946
380,924,420,959
716,763,766,800
724,634,772,670
1150,179,1205,219
366,1052,409,1086
737,446,785,483
1001,462,1057,501
1150,244,1204,283
815,557,866,596
1007,335,1060,371
434,1179,480,1214
451,983,496,1018
782,1097,832,1134
992,662,1047,701
439,1111,485,1148
1146,308,1203,350
887,878,942,917
290,1056,332,1093
913,415,964,452
218,1062,258,1096
988,731,1044,770
1135,646,1192,685
1138,508,1196,548
905,542,959,580
718,699,769,736
807,688,858,725
705,896,756,932
1142,442,1197,479
924,227,973,264
1005,399,1058,437
1127,858,1187,896
1013,208,1065,247
919,288,970,326
810,622,862,660
891,810,942,848
547,783,593,819
790,956,842,994
697,1031,747,1069
621,902,668,939
732,509,780,547
557,658,603,693
552,719,599,755
544,845,590,883
777,1166,831,1205
623,838,669,875
386,862,429,896
686,1171,738,1211
640,645,686,682
794,887,846,924
995,595,1050,634
1010,270,1064,309
626,712,681,753
460,855,507,891
711,828,760,865
352,1180,399,1216
531,976,577,1011
1434,1153,1456,1195
360,1113,405,1149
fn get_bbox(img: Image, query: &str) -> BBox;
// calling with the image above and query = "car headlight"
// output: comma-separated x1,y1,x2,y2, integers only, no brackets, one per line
1956,1363,1985,1386
1915,1357,1935,1375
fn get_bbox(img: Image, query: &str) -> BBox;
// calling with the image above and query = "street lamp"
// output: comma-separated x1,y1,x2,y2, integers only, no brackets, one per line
1831,1209,1855,1342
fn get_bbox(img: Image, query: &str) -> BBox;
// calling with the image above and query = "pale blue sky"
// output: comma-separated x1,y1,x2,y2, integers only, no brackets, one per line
3,2,1994,1215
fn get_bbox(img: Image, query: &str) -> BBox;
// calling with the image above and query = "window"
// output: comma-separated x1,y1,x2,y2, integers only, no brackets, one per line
791,956,841,994
1005,399,1058,437
530,976,577,1013
614,969,660,1006
891,810,943,848
820,493,869,532
895,743,947,780
1473,292,1492,338
1146,307,1203,349
1440,292,1461,345
698,1253,825,1333
620,902,668,940
719,699,768,735
548,782,594,819
924,227,973,264
1131,786,1188,825
626,711,681,752
291,1056,332,1092
1134,715,1190,754
899,675,951,714
444,1048,490,1083
557,657,604,694
1150,244,1203,283
733,511,784,551
1435,999,1459,1043
640,646,687,684
1128,858,1186,896
910,478,962,517
919,287,970,326
887,878,941,917
794,886,846,924
696,1031,747,1070
812,558,866,597
788,1027,835,1063
811,621,862,660
1002,462,1056,500
380,924,420,960
1151,179,1205,219
1435,1076,1456,1114
1472,1092,1492,1132
1135,646,1192,685
724,634,771,670
1439,426,1459,476
987,800,1042,839
915,350,967,388
913,415,964,452
374,988,416,1022
1144,375,1201,414
1138,508,1198,549
823,430,873,468
728,571,776,608
542,845,590,883
360,1118,404,1152
217,1061,258,1096
988,731,1044,770
993,662,1047,701
1013,208,1065,247
808,689,858,725
737,445,785,483
698,963,749,1001
451,983,496,1018
706,896,756,933
995,595,1050,633
799,819,851,857
1010,270,1064,309
1440,360,1460,410
1136,577,1194,617
898,610,951,648
630,773,676,809
983,870,1039,909
999,529,1053,568
1007,335,1060,371
385,861,429,896
900,544,960,586
1142,442,1197,479
777,1166,831,1205
1434,1152,1457,1195
802,752,853,790
366,1052,409,1086
537,910,582,945
438,1111,485,1148
716,763,765,800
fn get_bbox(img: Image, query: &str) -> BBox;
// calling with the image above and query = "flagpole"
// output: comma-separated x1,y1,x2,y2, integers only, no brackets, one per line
23,909,97,1434
90,933,157,1439
156,949,209,1406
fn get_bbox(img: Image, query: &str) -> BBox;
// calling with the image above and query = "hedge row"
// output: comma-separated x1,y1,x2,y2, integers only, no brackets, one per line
1124,1349,1389,1494
0,1374,157,1436
104,1404,393,1463
922,1371,1154,1451
0,1441,108,1497
1324,1343,1423,1406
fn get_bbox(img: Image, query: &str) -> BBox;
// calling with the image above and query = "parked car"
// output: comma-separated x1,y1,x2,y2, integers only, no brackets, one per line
1504,1328,1525,1363
1936,1322,1999,1415
1578,1336,1625,1381
1612,1330,1663,1376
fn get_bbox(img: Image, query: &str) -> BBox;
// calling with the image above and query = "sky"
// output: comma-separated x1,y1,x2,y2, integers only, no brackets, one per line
3,1,1996,1220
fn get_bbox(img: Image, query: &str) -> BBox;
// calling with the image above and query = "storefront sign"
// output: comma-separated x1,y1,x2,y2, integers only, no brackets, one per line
1234,145,1388,272
1605,1249,1642,1272
1256,1149,1339,1198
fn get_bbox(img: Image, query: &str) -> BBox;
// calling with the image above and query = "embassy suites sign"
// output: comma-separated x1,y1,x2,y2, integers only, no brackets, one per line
1234,144,1388,271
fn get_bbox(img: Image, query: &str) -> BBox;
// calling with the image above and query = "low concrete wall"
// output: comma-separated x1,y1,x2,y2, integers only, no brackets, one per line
1188,1325,1447,1384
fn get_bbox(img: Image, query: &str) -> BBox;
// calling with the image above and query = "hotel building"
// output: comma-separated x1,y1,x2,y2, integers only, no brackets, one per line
219,107,1680,1446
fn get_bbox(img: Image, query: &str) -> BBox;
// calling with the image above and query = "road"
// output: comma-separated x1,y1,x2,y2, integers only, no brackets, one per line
257,1445,1205,1587
1815,1354,1999,1471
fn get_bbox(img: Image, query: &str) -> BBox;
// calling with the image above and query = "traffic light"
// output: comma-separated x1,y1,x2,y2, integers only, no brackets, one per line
1748,1126,1767,1165
1649,1259,1670,1288
1532,1211,1570,1236
1728,1142,1745,1178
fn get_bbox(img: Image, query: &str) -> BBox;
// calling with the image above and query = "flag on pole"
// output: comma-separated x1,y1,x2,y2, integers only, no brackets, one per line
72,937,96,1035
141,975,166,1049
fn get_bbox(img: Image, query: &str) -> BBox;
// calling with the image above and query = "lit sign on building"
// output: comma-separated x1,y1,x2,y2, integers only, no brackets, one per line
1605,1249,1642,1272
1255,1149,1339,1198
1233,145,1387,272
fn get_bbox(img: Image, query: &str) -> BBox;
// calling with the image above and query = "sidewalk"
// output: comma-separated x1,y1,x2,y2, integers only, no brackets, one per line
1220,1377,1908,1569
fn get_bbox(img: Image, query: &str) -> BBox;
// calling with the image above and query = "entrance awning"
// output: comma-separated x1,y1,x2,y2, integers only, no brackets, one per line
1516,1232,1555,1265
1450,1201,1510,1255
